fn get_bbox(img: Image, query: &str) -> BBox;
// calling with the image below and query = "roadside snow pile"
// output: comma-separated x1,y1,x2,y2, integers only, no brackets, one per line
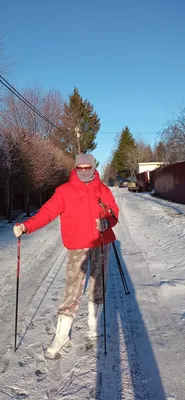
119,189,185,328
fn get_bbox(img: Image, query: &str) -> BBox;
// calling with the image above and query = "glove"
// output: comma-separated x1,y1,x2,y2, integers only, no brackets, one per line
13,223,27,238
96,218,109,232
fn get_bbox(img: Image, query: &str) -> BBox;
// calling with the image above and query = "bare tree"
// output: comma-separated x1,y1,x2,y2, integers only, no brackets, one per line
0,127,24,220
16,130,73,216
102,159,117,184
0,126,73,221
154,141,166,161
1,87,64,136
0,84,76,220
134,141,154,163
113,140,154,177
161,113,185,163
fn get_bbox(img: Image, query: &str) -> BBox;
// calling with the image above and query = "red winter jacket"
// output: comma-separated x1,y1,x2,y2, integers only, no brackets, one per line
24,169,119,250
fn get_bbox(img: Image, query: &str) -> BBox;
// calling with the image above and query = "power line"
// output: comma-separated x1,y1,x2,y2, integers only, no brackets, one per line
0,76,160,138
98,131,160,136
0,75,59,130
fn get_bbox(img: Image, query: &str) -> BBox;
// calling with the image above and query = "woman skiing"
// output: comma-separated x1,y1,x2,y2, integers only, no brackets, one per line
13,153,119,359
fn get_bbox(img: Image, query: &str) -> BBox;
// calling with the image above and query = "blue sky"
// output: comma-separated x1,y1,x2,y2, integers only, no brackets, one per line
1,0,185,171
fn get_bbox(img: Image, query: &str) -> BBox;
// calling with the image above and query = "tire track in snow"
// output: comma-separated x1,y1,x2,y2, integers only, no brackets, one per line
113,189,185,399
0,219,66,370
1,191,185,399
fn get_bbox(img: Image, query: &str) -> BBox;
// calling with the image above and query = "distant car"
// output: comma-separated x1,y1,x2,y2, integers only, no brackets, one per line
127,176,139,192
119,178,129,188
107,178,115,187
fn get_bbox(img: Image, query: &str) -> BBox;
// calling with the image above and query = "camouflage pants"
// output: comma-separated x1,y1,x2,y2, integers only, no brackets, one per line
58,244,111,318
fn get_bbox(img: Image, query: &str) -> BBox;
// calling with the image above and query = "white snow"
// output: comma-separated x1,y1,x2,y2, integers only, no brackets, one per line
0,189,185,399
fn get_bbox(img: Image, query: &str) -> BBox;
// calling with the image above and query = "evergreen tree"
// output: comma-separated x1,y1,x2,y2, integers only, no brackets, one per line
112,126,135,176
51,88,100,156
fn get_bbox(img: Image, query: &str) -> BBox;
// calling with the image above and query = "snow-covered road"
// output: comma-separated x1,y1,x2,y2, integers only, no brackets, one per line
0,189,185,399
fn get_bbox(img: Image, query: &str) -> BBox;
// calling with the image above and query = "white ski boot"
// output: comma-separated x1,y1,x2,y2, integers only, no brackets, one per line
45,314,73,359
88,301,103,337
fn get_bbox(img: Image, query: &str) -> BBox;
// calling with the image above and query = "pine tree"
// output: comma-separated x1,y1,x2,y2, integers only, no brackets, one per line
112,126,135,176
51,88,100,156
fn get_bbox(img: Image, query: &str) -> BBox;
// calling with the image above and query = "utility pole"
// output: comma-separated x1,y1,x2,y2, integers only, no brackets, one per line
75,126,81,154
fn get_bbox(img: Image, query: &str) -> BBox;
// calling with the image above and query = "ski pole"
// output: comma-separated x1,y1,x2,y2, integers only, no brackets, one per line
112,242,130,295
100,232,107,357
98,199,130,296
14,237,21,352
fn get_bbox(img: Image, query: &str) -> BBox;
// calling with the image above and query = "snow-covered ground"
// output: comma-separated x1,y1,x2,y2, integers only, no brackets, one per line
0,189,185,399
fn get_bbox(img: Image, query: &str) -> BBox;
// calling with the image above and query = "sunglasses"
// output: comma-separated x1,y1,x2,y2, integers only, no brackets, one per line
76,165,92,171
